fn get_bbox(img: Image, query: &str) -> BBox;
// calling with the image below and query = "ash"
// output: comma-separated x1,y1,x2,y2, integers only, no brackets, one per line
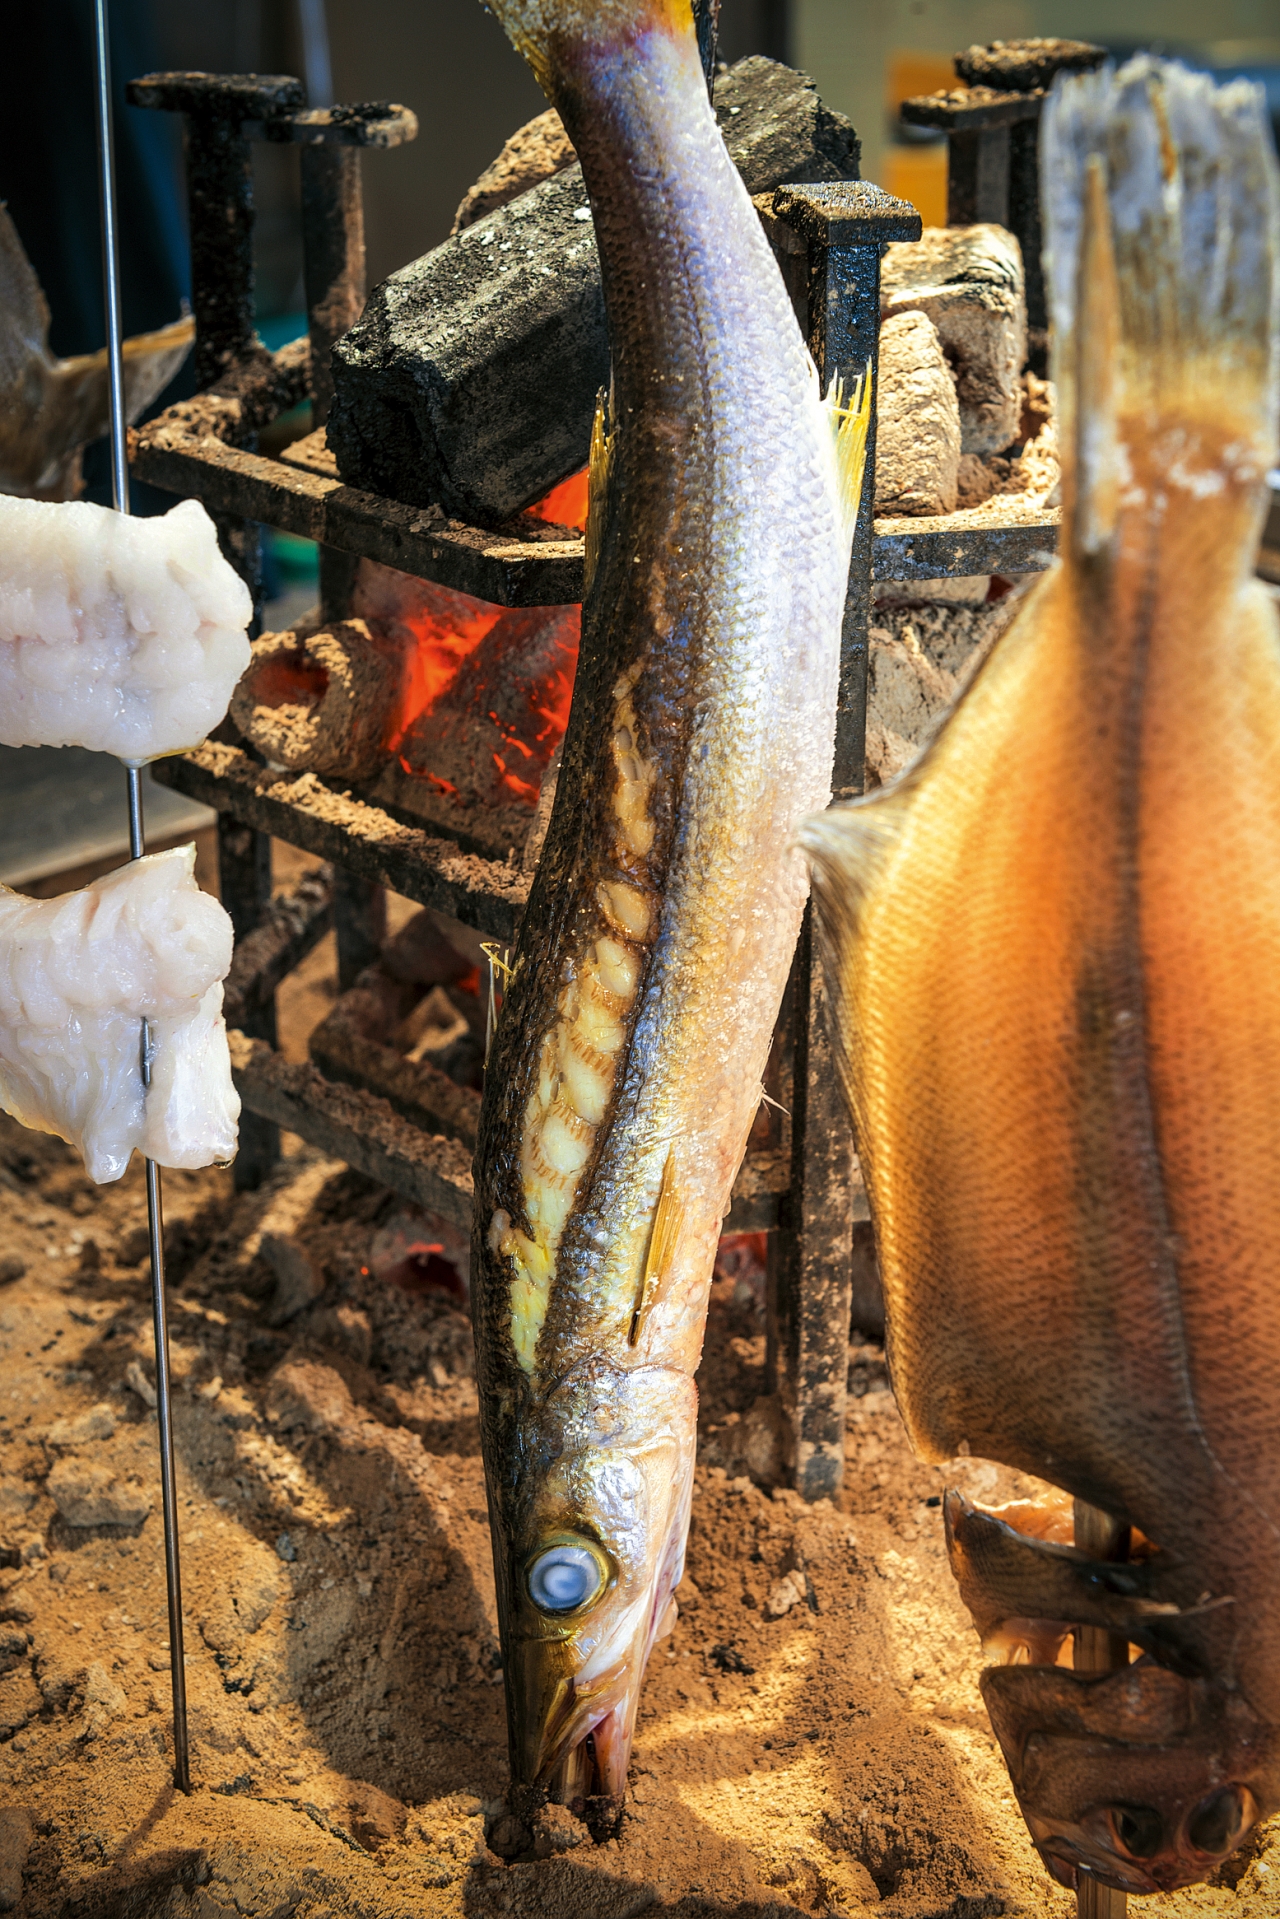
0,1120,1275,1917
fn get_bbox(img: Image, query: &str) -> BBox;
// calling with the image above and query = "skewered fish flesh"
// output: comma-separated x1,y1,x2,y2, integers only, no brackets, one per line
0,847,238,1183
0,494,251,760
472,0,866,1844
802,57,1280,1897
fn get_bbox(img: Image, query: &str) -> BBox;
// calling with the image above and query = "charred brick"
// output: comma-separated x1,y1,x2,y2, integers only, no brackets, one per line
327,59,860,526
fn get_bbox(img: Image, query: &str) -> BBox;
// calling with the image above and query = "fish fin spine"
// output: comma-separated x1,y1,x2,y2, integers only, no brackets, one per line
629,1147,684,1345
1071,156,1123,557
824,365,873,544
585,385,615,597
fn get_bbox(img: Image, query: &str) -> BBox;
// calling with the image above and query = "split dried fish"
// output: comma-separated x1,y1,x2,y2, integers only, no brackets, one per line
472,0,867,1841
802,59,1280,1896
0,201,192,501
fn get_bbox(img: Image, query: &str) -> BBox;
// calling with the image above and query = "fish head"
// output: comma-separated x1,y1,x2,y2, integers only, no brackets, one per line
982,1661,1274,1893
498,1362,697,1821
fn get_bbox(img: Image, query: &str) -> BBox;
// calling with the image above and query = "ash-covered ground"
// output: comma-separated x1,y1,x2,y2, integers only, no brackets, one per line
0,1115,1276,1918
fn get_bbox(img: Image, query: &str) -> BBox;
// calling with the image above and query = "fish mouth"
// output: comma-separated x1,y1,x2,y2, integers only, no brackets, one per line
1028,1782,1261,1895
506,1625,647,1835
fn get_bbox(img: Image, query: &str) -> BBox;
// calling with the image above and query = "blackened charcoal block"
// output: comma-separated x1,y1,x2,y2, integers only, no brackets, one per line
327,58,860,526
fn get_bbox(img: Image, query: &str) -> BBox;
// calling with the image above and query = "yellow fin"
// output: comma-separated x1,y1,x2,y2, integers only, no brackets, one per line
628,1148,684,1345
825,365,872,544
584,384,615,596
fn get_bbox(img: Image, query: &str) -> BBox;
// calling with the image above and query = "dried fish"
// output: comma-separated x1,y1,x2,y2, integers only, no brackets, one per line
0,202,191,501
802,59,1280,1896
471,0,866,1843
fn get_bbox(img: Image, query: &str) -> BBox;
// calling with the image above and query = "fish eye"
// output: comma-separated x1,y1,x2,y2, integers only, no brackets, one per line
1188,1786,1253,1856
1107,1803,1164,1859
527,1542,606,1614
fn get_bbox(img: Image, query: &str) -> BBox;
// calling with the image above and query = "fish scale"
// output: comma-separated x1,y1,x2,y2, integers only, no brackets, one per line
470,0,866,1844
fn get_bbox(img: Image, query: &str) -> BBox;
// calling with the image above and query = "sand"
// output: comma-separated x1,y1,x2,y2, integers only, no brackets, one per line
0,1114,1276,1919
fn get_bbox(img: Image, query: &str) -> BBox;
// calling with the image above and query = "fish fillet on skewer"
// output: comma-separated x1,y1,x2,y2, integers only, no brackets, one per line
802,60,1280,1897
0,494,251,761
0,847,238,1184
471,0,867,1845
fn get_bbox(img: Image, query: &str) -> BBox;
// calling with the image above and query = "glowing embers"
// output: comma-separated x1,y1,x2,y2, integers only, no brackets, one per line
524,466,589,531
395,601,578,809
345,555,581,850
364,467,587,807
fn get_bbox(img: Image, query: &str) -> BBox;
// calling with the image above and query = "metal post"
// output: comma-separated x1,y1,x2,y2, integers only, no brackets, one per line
900,41,1105,342
1008,117,1047,337
1073,1499,1130,1919
300,143,365,431
94,0,189,1792
947,126,1012,226
217,818,281,1190
768,183,921,1499
126,73,306,623
334,870,387,992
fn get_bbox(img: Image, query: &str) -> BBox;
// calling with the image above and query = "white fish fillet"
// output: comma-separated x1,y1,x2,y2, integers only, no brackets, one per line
0,847,239,1183
0,496,251,760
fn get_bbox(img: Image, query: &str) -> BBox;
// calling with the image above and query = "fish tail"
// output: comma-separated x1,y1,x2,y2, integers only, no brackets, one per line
1041,57,1280,555
485,0,694,95
824,366,874,544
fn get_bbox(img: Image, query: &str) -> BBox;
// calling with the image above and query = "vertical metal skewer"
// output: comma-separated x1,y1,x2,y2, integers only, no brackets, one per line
1073,1499,1129,1919
94,0,191,1795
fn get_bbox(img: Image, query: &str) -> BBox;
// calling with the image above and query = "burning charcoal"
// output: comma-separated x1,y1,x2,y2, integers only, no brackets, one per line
398,985,469,1056
230,619,411,781
327,57,860,524
874,312,961,516
367,1204,470,1299
396,604,579,812
881,225,1027,455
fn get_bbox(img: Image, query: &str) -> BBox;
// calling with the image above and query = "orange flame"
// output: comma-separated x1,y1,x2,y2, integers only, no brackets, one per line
526,466,589,531
365,470,586,806
383,595,503,753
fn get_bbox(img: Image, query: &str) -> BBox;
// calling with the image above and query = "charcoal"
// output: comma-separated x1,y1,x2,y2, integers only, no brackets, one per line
327,58,860,526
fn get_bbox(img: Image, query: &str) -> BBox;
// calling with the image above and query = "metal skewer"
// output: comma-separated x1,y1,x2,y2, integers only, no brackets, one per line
1073,1499,1128,1919
94,0,191,1795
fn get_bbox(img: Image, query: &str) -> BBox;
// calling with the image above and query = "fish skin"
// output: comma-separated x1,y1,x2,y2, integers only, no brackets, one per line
801,58,1280,1897
471,0,862,1842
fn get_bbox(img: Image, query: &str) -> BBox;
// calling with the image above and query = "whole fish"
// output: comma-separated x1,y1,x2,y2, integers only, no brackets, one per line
471,0,866,1843
801,59,1280,1897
